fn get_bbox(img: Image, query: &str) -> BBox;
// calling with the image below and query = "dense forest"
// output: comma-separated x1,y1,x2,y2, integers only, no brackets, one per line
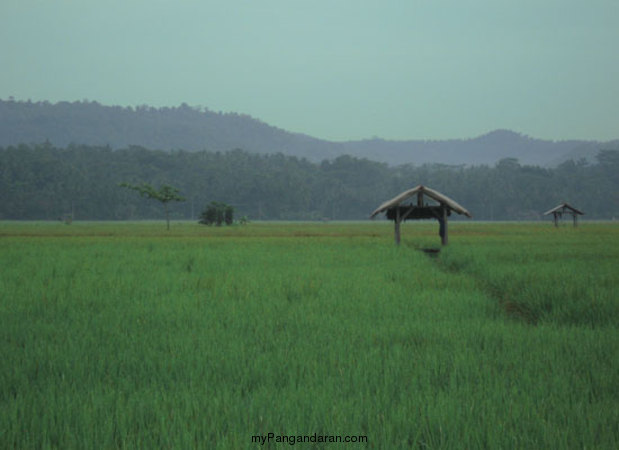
1,143,617,221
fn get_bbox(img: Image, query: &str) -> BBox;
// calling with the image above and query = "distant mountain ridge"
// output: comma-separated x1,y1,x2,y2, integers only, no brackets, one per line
1,99,615,166
341,130,612,167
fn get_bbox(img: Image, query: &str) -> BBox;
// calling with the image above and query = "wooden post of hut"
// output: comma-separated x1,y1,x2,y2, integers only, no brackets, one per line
543,203,584,228
370,185,472,246
394,206,401,245
440,203,448,245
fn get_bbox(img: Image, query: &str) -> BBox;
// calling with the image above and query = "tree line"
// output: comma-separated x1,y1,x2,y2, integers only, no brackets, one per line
0,142,617,221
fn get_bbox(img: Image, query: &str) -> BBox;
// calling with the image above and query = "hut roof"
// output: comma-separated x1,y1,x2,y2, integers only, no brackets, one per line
370,185,472,218
543,203,584,216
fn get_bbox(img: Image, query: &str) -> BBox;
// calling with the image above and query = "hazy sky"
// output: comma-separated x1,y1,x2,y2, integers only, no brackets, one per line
2,0,618,141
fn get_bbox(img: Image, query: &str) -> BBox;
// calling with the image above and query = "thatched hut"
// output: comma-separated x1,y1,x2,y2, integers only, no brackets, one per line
543,203,584,227
370,185,472,245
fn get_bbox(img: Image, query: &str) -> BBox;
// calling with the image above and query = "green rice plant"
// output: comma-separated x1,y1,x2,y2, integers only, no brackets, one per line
438,222,619,327
0,221,617,449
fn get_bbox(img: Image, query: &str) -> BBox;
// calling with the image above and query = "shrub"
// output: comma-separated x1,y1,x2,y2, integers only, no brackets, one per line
199,201,235,226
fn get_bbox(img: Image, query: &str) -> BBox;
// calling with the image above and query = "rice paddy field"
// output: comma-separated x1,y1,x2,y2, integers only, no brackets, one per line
1,220,618,449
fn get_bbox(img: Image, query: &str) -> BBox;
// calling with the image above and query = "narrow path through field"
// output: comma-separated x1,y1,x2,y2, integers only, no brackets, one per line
423,248,539,325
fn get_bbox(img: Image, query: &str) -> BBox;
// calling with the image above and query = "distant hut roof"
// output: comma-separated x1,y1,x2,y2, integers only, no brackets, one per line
543,203,584,216
370,185,472,218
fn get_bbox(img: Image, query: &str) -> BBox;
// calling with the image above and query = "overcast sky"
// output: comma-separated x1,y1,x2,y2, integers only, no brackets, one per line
1,0,618,141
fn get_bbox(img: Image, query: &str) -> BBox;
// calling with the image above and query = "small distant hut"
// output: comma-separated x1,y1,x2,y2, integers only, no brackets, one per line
543,203,584,227
370,185,472,246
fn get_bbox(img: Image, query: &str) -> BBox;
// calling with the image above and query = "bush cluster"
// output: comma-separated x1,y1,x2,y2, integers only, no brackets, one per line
199,201,234,226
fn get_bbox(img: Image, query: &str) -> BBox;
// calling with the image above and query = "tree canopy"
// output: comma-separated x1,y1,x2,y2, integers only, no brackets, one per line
119,182,185,229
0,143,617,221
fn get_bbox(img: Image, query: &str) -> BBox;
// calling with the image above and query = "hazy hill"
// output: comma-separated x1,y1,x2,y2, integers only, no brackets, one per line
1,99,615,166
341,130,614,167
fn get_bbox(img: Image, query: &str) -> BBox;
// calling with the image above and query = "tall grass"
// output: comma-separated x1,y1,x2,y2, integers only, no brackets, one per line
0,222,617,448
439,222,619,326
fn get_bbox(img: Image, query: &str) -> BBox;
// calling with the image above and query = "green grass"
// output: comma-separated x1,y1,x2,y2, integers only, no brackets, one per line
1,221,617,449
